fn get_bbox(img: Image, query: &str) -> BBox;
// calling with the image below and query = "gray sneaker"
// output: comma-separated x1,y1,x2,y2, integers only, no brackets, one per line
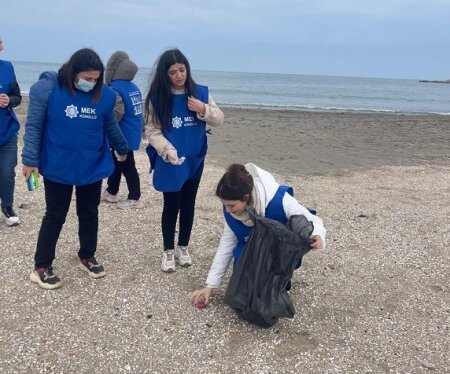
117,199,144,209
161,250,176,272
30,266,63,290
175,246,192,267
102,189,119,203
79,257,106,279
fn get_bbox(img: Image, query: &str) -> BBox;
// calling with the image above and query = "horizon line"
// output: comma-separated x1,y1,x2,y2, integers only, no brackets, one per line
10,59,433,81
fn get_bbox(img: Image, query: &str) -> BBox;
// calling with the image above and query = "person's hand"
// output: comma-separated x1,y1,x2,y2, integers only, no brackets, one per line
191,287,214,306
309,235,323,250
187,96,206,115
114,150,127,162
0,93,10,108
167,149,185,165
22,165,40,180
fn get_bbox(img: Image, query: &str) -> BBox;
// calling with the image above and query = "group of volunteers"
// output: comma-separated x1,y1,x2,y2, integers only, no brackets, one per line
1,34,326,310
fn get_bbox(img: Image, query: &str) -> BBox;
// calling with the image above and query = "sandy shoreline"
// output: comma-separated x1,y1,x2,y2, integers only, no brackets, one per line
15,96,450,174
208,106,450,174
1,99,449,373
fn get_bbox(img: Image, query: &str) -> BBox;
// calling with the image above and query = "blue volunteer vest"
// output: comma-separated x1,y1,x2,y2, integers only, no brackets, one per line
109,80,143,150
224,185,295,265
152,84,209,192
0,60,20,145
39,84,116,186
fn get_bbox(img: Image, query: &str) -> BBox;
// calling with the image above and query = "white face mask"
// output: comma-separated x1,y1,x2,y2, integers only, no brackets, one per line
75,78,96,92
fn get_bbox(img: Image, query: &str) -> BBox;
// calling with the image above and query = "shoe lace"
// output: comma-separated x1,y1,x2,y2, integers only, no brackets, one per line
87,257,98,265
3,207,17,218
180,247,189,256
44,266,55,276
165,250,174,262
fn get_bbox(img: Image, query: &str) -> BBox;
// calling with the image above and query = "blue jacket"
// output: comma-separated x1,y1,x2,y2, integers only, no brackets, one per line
0,60,21,145
22,72,128,185
22,71,128,170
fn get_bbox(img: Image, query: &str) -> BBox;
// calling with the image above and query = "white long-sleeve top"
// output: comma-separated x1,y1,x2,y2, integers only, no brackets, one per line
205,163,326,288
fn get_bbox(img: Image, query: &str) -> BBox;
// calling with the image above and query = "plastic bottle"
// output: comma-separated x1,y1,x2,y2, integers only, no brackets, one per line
27,171,40,191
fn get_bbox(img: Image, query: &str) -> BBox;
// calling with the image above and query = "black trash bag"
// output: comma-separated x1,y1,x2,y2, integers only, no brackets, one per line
224,208,314,328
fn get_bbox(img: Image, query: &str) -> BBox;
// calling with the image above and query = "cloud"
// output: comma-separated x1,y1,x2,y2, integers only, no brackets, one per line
1,0,449,78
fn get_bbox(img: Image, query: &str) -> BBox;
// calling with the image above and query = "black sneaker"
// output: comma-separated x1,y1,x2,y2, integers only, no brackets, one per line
30,266,63,290
79,257,106,279
2,206,20,226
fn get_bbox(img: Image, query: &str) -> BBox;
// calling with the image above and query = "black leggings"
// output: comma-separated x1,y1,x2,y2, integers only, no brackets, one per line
162,178,201,250
106,150,141,200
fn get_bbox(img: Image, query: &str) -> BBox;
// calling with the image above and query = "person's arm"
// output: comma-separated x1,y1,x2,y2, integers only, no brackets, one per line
197,95,224,127
22,80,53,168
113,93,125,123
191,222,237,305
188,94,224,127
205,222,238,288
8,76,22,109
144,101,175,160
104,112,128,156
282,193,326,249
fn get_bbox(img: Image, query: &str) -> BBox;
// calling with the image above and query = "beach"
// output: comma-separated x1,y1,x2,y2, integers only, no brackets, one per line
1,98,449,373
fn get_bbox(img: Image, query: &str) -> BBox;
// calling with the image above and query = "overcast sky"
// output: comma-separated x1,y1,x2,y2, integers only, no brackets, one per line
1,0,449,79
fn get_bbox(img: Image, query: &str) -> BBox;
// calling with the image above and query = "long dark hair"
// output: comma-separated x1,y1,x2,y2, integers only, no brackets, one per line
216,164,254,201
58,48,104,103
144,48,196,132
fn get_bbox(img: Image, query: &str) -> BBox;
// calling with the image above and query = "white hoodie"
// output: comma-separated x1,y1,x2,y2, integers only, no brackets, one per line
206,163,326,288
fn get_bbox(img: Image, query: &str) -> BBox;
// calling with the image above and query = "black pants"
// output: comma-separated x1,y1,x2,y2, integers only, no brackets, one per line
34,178,102,268
106,150,141,200
162,178,201,250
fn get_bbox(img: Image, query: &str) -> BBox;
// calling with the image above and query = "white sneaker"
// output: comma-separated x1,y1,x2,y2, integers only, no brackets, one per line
117,199,144,209
175,246,192,267
161,250,176,272
103,190,119,203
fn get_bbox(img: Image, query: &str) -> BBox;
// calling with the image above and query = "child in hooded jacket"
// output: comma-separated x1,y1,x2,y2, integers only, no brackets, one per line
103,51,144,209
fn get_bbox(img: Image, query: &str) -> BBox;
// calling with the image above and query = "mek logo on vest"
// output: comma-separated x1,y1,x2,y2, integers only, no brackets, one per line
65,104,98,120
171,115,198,129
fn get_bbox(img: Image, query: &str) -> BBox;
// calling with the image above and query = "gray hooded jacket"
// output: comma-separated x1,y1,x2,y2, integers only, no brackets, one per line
105,51,139,122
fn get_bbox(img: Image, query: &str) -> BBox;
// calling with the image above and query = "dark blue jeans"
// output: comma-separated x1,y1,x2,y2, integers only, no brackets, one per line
0,134,18,210
34,178,102,268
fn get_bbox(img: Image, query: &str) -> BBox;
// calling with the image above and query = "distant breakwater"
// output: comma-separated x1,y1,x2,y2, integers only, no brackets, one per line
419,79,450,84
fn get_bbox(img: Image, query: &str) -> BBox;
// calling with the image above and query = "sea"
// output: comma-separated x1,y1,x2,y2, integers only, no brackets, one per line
11,60,450,116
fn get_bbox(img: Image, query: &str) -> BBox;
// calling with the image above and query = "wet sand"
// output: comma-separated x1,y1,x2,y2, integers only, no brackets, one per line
14,97,450,174
207,107,450,174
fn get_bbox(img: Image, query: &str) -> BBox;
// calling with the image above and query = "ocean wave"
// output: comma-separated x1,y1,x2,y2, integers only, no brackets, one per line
18,91,448,115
